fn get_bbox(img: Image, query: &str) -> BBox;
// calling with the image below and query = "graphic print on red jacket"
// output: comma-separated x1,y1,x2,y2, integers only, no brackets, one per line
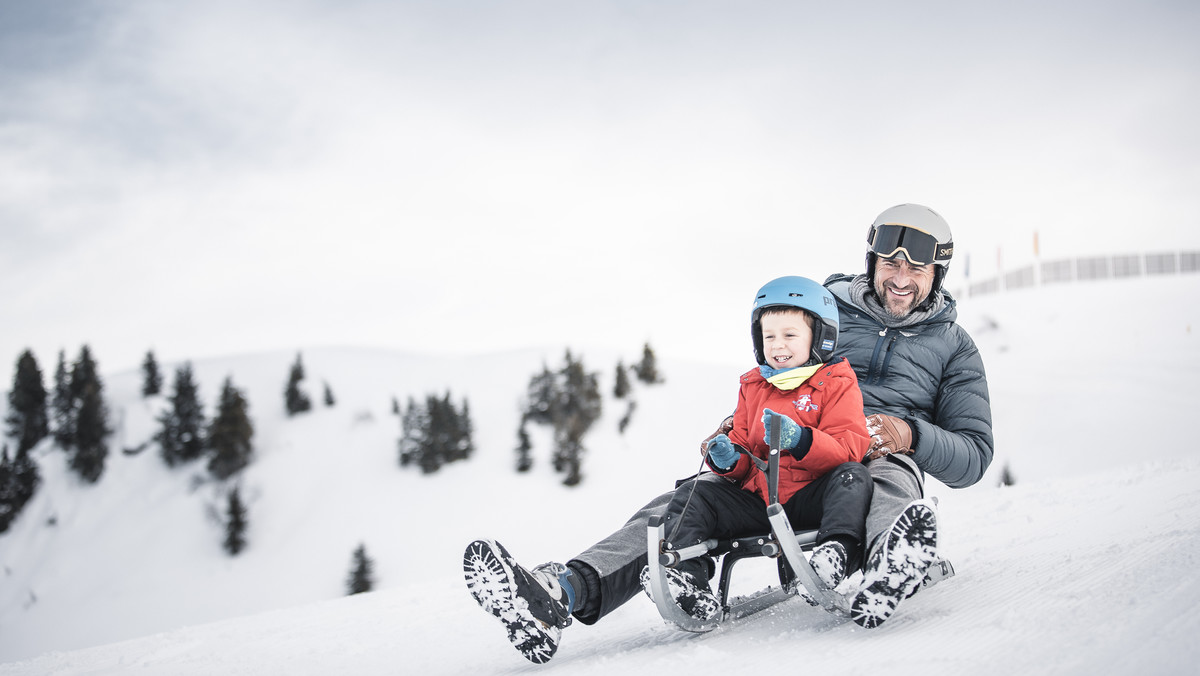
717,357,870,506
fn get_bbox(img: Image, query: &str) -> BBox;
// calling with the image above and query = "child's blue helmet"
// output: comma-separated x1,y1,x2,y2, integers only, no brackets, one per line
751,276,840,365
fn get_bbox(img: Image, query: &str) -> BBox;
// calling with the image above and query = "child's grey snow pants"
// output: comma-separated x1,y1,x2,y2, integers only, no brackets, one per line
567,454,923,625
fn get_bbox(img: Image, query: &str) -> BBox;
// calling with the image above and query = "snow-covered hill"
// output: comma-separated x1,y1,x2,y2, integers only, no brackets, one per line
2,273,1198,674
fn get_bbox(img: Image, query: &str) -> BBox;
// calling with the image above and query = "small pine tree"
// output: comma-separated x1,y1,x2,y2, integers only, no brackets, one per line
346,543,376,595
446,395,474,463
0,445,14,531
524,363,558,426
633,343,663,384
999,463,1016,487
323,381,336,407
398,392,474,474
514,419,533,472
141,350,163,397
156,363,206,467
519,350,602,486
613,360,631,399
618,400,637,435
284,353,312,416
68,347,111,483
391,396,400,416
223,486,248,555
6,349,49,454
51,350,75,449
207,377,254,481
0,446,12,530
554,351,602,486
0,444,41,533
397,397,426,469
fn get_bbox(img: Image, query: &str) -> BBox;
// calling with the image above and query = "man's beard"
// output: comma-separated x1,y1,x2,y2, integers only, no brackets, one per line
875,281,921,318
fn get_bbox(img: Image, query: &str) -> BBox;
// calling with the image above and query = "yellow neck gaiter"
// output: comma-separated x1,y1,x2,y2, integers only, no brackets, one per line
765,363,823,391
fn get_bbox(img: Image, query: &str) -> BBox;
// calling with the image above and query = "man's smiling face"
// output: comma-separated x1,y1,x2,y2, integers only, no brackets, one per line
873,253,935,318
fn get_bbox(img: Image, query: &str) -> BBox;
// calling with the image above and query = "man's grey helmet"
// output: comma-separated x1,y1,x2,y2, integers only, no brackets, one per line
866,203,954,293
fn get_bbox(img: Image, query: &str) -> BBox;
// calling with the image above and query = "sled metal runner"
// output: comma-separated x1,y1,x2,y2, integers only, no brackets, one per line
645,413,955,632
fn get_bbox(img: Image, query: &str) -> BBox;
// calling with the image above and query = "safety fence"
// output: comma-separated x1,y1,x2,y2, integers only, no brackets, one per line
958,250,1200,297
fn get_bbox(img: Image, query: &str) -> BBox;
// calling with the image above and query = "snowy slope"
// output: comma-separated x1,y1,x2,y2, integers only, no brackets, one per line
5,459,1199,676
2,273,1199,674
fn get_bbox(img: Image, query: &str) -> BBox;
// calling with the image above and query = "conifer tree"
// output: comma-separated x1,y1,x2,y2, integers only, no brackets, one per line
618,400,637,435
323,381,335,407
398,396,426,470
633,342,663,384
2,350,46,529
0,444,40,533
223,486,248,555
68,346,111,483
442,394,474,464
141,350,163,397
518,350,602,485
284,353,312,416
999,463,1016,487
14,445,37,501
553,351,602,486
6,349,49,454
0,445,15,531
398,392,474,473
613,360,631,399
0,446,12,531
207,377,254,481
51,350,75,449
346,543,376,595
156,363,206,467
514,419,533,472
524,363,558,426
428,393,454,470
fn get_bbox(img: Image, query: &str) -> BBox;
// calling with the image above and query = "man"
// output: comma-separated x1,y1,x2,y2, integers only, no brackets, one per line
464,204,994,663
823,203,994,627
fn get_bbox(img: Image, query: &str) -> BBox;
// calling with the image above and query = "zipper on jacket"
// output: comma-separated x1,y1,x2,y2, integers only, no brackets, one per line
866,329,888,385
866,328,901,386
878,332,901,382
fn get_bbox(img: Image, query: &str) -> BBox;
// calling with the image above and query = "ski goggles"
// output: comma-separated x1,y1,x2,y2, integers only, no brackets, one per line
868,224,953,266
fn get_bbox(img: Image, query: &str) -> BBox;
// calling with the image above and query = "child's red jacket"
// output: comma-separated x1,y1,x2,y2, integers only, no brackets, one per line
715,357,870,506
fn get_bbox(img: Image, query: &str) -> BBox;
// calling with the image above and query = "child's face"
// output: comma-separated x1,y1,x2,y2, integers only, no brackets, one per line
760,310,814,369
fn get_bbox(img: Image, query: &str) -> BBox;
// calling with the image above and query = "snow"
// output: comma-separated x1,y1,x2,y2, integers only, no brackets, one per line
2,273,1199,675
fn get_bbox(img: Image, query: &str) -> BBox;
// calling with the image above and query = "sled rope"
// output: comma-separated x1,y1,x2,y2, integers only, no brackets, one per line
666,454,710,544
670,416,781,544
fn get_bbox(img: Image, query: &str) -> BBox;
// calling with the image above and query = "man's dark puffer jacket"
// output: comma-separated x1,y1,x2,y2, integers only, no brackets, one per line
825,273,994,488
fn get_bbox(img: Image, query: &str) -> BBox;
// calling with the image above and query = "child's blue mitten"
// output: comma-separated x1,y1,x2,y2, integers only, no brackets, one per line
705,433,740,471
762,408,805,451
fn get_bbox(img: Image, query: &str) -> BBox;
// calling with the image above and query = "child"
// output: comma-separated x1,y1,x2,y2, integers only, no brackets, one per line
642,275,873,620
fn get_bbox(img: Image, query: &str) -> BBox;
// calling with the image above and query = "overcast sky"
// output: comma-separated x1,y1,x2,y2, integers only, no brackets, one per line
2,0,1198,376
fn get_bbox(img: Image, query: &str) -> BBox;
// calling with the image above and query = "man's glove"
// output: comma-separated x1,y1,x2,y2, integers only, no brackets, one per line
762,409,806,451
865,413,914,461
705,433,740,471
700,415,735,456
